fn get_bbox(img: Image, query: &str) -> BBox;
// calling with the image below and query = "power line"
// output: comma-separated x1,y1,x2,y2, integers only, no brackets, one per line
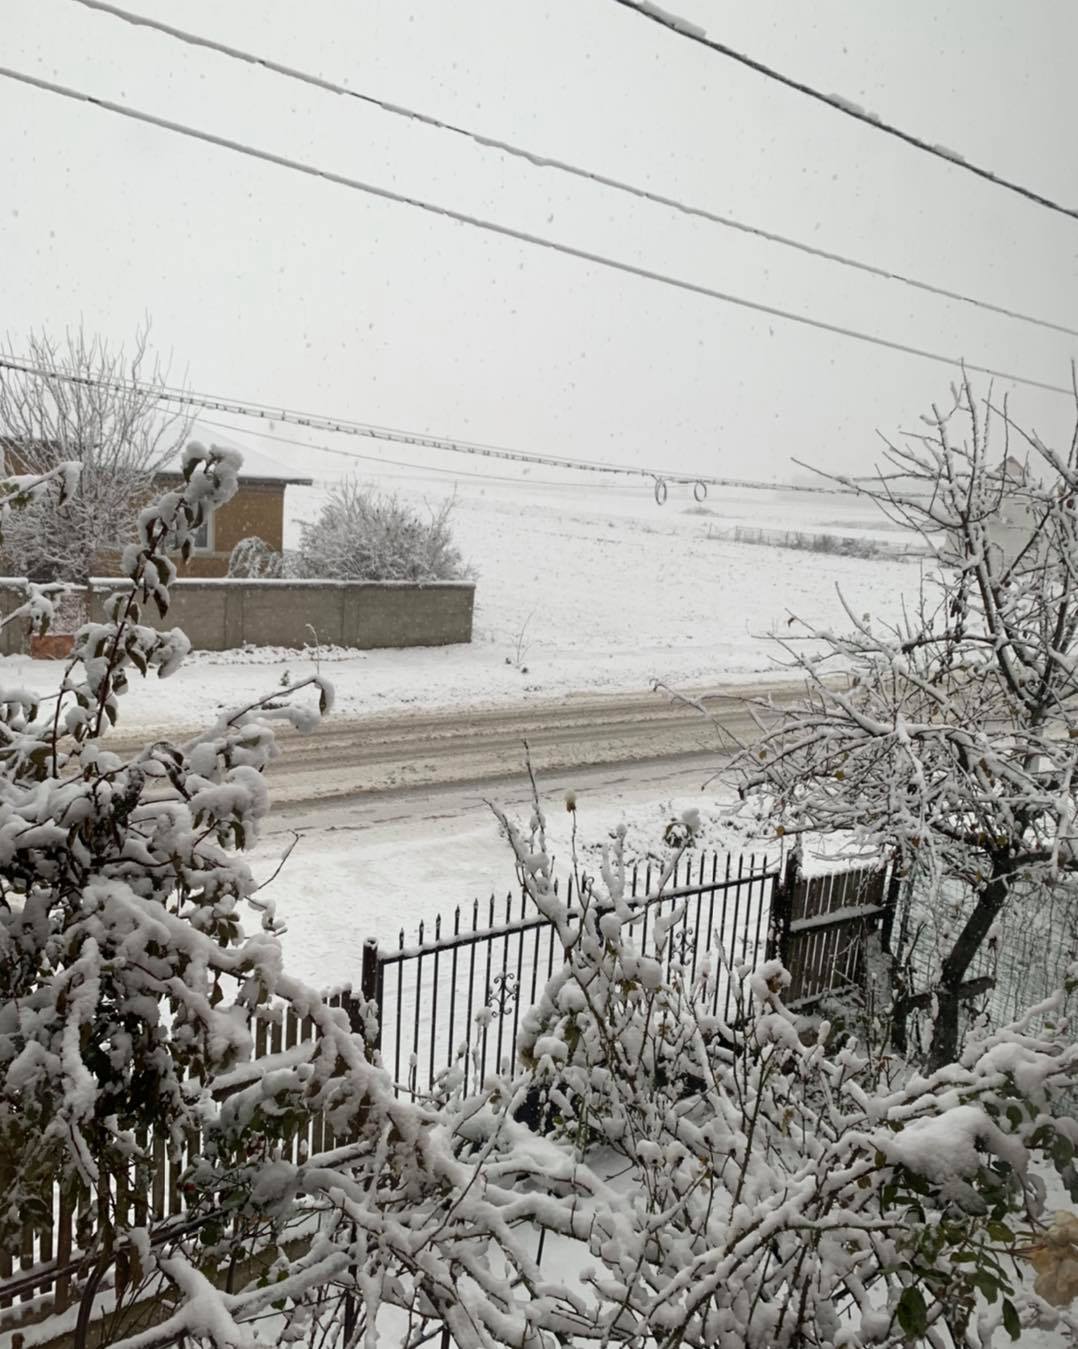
194,414,630,490
609,0,1078,226
67,0,1078,342
5,355,859,498
0,355,726,497
2,64,1072,403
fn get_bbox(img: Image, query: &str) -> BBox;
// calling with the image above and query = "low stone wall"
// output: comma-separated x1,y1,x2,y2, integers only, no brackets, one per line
0,578,475,655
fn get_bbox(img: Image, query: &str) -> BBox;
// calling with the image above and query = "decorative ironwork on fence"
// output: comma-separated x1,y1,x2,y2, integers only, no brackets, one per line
358,849,902,1101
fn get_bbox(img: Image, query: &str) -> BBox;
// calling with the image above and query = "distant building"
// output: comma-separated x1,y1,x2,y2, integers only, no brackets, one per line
993,455,1029,487
984,455,1037,570
0,437,311,578
150,444,311,577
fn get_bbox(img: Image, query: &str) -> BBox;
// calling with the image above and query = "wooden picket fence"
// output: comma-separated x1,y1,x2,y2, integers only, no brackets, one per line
0,989,365,1339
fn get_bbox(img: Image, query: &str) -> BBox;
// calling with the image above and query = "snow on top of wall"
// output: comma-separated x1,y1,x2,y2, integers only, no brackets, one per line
87,576,475,589
0,577,475,590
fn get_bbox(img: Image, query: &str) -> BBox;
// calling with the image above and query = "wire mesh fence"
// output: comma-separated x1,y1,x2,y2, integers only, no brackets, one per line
895,872,1078,1044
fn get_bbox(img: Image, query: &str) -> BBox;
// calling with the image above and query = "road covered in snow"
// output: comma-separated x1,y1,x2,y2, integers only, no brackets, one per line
223,674,817,987
238,674,820,809
248,733,762,991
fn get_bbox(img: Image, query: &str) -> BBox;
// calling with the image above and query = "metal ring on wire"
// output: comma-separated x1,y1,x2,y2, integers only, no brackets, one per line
693,480,708,502
653,477,668,506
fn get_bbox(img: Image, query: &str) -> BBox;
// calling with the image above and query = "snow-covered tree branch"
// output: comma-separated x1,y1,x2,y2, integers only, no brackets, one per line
0,323,190,582
488,795,1078,1346
736,374,1078,1067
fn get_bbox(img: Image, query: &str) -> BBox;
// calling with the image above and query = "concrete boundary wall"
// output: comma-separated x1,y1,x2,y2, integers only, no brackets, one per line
0,578,475,655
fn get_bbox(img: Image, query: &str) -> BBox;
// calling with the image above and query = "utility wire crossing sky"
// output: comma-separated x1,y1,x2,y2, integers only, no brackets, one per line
0,63,1074,406
5,1,1078,482
64,0,1078,344
0,354,807,499
612,0,1078,223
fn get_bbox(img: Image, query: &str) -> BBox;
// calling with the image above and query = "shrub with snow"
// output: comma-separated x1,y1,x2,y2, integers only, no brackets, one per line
296,477,468,582
0,444,339,1234
227,533,292,578
489,793,1078,1345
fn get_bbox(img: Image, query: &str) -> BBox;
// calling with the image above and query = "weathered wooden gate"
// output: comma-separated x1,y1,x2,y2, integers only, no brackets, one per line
767,851,898,1007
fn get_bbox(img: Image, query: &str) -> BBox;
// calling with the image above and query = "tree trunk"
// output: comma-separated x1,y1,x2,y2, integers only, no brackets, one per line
928,862,1013,1070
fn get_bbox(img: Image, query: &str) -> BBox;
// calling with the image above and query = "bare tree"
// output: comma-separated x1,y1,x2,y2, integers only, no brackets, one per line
0,323,189,583
738,373,1078,1068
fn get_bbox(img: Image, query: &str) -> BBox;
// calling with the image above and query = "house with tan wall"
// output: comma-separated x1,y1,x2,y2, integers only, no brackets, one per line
0,438,311,578
109,444,311,577
0,437,476,653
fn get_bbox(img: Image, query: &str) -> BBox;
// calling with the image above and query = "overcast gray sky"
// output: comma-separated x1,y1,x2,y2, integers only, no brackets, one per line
4,0,1078,484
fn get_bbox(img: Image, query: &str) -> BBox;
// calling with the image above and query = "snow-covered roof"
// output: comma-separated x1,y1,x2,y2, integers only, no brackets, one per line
160,429,312,487
1,429,312,487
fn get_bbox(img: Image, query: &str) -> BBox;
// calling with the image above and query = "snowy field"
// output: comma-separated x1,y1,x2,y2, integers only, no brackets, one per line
0,472,921,735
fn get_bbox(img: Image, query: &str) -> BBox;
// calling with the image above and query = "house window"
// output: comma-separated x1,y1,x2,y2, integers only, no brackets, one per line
167,514,214,553
189,516,212,551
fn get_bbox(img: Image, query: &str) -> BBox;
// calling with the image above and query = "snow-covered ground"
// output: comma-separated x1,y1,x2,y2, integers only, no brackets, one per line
252,770,763,989
0,474,920,734
252,475,918,983
2,472,923,984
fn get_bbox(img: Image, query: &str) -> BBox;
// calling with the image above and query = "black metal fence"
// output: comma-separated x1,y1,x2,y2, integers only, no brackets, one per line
361,850,778,1098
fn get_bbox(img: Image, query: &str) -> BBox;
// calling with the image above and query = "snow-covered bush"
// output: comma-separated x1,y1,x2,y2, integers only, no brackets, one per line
0,444,339,1230
488,795,1078,1346
227,533,293,578
736,375,1078,1067
0,443,376,1339
297,477,468,582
